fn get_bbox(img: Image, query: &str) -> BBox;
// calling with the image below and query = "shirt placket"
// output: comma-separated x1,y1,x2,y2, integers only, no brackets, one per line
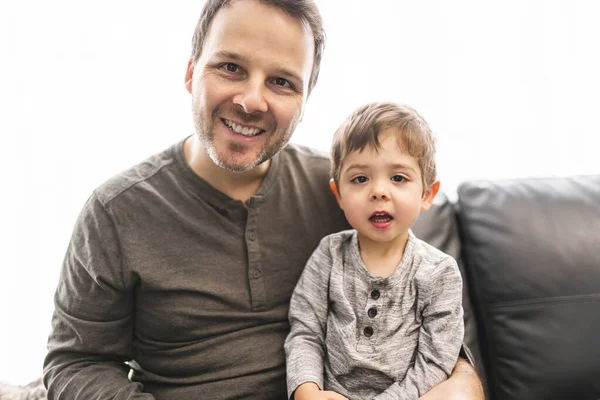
246,203,266,311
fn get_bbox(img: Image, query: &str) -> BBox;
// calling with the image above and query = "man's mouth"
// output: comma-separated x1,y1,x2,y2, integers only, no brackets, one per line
369,212,393,223
222,118,265,137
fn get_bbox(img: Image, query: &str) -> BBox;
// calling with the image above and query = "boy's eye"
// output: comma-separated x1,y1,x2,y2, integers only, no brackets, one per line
351,176,368,184
392,175,406,182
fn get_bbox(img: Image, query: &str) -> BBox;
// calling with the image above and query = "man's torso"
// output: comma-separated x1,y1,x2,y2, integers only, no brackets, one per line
95,139,348,399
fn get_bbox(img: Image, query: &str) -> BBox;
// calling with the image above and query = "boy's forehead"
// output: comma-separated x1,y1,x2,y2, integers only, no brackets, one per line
344,132,409,159
342,147,417,170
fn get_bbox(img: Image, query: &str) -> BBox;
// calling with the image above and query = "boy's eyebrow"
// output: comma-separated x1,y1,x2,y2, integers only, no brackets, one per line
343,163,371,173
344,163,417,173
389,163,417,173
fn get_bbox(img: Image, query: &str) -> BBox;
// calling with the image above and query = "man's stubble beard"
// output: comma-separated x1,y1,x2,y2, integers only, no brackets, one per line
191,99,300,173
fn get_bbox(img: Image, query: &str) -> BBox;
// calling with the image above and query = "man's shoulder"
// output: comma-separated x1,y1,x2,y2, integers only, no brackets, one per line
281,143,331,174
283,142,330,160
94,141,180,206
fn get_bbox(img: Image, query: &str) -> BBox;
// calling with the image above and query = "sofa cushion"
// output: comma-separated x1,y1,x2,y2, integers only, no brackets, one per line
456,175,600,400
413,192,488,396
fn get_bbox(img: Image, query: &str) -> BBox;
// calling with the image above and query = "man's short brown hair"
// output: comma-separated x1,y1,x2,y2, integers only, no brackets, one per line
331,102,437,192
190,0,325,95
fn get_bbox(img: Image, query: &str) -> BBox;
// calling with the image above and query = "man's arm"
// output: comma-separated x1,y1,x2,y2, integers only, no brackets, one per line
419,358,484,400
43,194,155,399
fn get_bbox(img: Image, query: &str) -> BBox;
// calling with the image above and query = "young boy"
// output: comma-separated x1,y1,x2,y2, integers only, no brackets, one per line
284,102,464,400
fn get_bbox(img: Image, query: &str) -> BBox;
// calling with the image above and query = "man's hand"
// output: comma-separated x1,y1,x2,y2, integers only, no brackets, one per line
419,358,484,400
294,382,349,400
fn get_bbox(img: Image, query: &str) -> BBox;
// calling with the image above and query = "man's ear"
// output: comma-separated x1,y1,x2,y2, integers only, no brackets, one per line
185,58,194,94
329,179,342,206
421,180,440,211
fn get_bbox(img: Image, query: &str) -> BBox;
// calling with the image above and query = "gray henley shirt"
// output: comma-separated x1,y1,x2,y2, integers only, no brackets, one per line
285,230,464,400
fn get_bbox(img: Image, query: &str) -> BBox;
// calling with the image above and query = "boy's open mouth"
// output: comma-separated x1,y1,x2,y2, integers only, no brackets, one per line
369,212,393,223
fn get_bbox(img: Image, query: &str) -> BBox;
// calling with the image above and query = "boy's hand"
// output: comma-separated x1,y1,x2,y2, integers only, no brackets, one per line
294,382,349,400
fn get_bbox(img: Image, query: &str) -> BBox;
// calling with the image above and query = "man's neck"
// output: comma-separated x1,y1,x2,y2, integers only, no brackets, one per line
183,135,270,204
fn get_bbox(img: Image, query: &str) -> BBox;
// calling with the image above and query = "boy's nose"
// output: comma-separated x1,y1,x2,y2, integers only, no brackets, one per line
370,187,389,200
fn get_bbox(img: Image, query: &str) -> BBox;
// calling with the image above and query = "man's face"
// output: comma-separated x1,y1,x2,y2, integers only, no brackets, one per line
185,0,315,172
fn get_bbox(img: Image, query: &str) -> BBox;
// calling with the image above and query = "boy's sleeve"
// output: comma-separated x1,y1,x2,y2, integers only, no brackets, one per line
284,236,334,399
374,257,464,400
43,193,156,399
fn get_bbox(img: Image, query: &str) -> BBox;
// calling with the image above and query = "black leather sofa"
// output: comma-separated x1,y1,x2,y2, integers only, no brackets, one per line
413,174,600,400
3,176,598,400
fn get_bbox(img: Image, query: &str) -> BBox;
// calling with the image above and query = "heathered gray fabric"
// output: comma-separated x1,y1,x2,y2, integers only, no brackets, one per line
43,138,349,400
285,230,464,400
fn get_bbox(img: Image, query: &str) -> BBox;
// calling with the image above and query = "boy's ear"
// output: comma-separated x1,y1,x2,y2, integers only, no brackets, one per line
421,180,440,211
329,179,342,206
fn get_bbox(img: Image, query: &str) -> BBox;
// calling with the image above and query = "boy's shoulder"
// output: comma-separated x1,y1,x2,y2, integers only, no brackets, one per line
410,231,460,276
319,229,355,248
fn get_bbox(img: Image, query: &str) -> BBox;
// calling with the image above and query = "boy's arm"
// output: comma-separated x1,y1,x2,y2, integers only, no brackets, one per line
284,237,334,399
43,194,155,399
374,258,465,400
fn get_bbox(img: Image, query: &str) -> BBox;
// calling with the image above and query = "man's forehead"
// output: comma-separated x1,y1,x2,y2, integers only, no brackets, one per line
201,0,315,81
206,0,312,44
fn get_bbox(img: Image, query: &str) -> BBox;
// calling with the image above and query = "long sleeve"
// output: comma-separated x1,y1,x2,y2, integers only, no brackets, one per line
284,237,334,399
43,193,155,400
374,258,464,400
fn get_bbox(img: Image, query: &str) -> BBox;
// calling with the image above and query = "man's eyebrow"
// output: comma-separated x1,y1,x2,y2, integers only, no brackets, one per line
275,67,304,87
211,51,246,62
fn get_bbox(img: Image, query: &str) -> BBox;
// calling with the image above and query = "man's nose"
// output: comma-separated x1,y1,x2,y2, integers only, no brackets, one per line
233,79,268,114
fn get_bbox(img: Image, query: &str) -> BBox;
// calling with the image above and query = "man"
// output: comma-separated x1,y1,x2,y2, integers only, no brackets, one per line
44,0,484,399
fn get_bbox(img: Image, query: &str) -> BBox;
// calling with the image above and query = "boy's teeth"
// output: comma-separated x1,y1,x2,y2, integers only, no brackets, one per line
224,119,261,136
370,213,392,222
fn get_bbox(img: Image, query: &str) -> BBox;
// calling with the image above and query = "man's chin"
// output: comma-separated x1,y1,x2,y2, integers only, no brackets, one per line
210,153,265,173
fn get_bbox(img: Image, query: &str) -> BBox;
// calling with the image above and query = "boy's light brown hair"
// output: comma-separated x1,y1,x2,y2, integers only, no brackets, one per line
331,102,437,193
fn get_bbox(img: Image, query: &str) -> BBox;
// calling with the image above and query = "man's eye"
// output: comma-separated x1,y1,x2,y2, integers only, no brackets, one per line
392,175,406,182
222,63,240,73
351,176,368,184
273,77,292,88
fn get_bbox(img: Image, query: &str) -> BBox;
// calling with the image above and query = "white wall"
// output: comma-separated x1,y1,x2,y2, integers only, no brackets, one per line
1,0,599,385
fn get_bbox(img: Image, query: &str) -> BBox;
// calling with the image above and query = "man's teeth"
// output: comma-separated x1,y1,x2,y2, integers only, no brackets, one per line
223,119,262,136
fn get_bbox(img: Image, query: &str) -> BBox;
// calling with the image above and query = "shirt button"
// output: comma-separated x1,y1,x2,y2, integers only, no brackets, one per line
368,307,377,318
251,269,261,279
371,289,380,300
248,231,256,241
364,326,374,337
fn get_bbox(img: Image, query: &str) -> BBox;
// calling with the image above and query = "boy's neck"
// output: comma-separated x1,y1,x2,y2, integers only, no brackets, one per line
357,231,409,278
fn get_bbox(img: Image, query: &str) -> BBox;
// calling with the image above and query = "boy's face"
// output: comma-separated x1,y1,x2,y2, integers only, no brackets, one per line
333,129,439,247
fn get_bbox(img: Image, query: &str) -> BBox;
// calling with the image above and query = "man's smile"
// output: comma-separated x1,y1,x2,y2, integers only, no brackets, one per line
221,118,265,137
